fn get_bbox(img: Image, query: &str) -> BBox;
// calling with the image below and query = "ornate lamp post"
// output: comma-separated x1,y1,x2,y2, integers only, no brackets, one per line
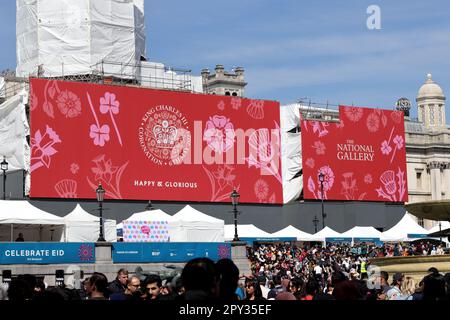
312,215,319,233
1,157,8,200
96,183,106,242
230,189,240,242
318,172,327,229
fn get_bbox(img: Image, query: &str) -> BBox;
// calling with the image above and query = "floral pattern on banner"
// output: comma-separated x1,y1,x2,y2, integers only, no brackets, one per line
54,179,77,198
123,220,170,242
307,165,335,200
86,155,129,199
247,100,265,119
203,165,239,202
217,245,231,259
78,244,94,262
301,105,408,202
203,115,235,153
30,125,62,172
246,124,282,184
376,168,406,202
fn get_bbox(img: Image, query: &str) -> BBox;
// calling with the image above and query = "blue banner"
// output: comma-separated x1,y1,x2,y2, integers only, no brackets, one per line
407,234,431,239
240,237,297,245
0,243,95,265
325,237,352,243
112,243,231,263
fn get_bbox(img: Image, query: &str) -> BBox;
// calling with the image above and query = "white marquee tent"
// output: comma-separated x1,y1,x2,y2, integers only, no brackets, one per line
224,224,272,241
341,226,382,239
124,209,174,222
309,226,343,242
381,213,430,242
0,200,64,242
120,209,174,242
63,204,116,242
270,225,313,241
171,206,224,242
427,221,450,234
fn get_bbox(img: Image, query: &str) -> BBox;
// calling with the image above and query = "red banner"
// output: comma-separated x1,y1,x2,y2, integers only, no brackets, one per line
29,79,282,204
301,106,408,202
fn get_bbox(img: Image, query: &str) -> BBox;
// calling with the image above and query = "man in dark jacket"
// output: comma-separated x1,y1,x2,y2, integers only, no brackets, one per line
107,269,128,295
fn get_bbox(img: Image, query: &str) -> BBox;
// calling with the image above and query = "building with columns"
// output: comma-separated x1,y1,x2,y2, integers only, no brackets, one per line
404,74,449,228
201,65,247,97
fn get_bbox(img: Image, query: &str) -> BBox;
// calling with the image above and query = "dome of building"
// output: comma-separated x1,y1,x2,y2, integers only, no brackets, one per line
417,74,445,99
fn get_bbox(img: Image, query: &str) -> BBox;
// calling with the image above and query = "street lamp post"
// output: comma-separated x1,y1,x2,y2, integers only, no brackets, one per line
96,183,106,242
230,189,240,242
318,172,326,229
1,157,8,200
439,221,442,243
312,215,319,233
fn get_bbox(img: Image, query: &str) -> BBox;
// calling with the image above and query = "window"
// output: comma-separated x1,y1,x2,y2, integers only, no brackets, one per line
416,172,422,189
420,105,425,123
430,104,435,125
232,92,238,96
225,91,230,96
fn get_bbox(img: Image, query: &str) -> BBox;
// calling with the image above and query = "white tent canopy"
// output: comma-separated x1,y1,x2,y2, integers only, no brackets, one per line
0,200,64,242
170,205,224,242
427,221,450,234
271,225,313,241
63,204,116,242
381,213,430,242
124,209,174,222
309,226,343,242
341,226,382,239
224,224,272,241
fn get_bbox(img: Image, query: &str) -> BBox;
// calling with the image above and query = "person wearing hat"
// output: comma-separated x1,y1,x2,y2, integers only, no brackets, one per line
387,273,404,300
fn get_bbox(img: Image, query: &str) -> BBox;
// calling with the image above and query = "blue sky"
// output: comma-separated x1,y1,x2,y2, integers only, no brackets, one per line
2,0,450,119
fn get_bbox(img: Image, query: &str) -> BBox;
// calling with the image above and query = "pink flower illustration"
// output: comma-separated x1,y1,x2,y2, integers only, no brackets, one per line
311,121,329,137
54,179,77,198
318,166,335,192
254,179,269,201
56,90,81,118
90,124,110,147
203,115,235,153
341,172,357,200
393,135,404,149
335,120,345,129
231,97,242,110
391,111,403,124
305,158,315,169
91,154,118,184
70,163,80,174
313,141,326,155
212,165,236,188
344,106,364,122
217,101,225,111
99,92,123,146
100,92,120,115
87,155,129,199
30,125,62,172
203,165,240,202
366,112,380,133
246,100,265,119
380,170,396,195
30,91,38,111
381,140,392,155
364,174,373,184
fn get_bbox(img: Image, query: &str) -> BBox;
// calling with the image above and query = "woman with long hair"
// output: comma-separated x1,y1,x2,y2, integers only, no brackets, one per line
245,281,265,301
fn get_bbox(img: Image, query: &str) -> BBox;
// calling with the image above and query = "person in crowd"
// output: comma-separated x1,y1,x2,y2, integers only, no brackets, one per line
110,276,141,301
400,276,417,300
142,274,162,301
387,273,404,300
257,275,270,299
15,233,25,242
244,280,265,301
267,275,283,299
107,268,128,295
422,269,446,300
178,258,219,301
289,277,305,300
85,273,108,300
215,258,240,301
301,279,319,300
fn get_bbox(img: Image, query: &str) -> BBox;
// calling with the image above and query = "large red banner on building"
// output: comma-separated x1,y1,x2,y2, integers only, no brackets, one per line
29,79,282,204
301,106,408,202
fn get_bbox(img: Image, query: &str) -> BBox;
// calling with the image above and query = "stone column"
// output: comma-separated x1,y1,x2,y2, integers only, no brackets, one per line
442,162,450,199
428,161,442,200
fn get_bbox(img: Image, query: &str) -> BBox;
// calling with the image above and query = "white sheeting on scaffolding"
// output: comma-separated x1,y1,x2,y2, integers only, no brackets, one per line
0,89,30,173
0,77,5,98
16,0,146,77
280,104,302,203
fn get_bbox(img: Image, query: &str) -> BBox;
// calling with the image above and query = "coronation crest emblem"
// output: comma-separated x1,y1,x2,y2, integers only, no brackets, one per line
138,105,191,165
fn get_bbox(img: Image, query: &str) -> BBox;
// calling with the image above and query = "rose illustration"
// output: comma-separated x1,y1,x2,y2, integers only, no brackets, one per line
56,90,81,118
203,115,235,153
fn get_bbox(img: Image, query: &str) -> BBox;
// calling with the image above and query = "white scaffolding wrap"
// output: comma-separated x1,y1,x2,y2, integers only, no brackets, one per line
0,89,30,174
280,104,302,203
16,0,147,78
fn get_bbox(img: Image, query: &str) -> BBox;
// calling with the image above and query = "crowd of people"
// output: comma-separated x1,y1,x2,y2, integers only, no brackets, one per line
246,242,450,300
1,241,449,301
